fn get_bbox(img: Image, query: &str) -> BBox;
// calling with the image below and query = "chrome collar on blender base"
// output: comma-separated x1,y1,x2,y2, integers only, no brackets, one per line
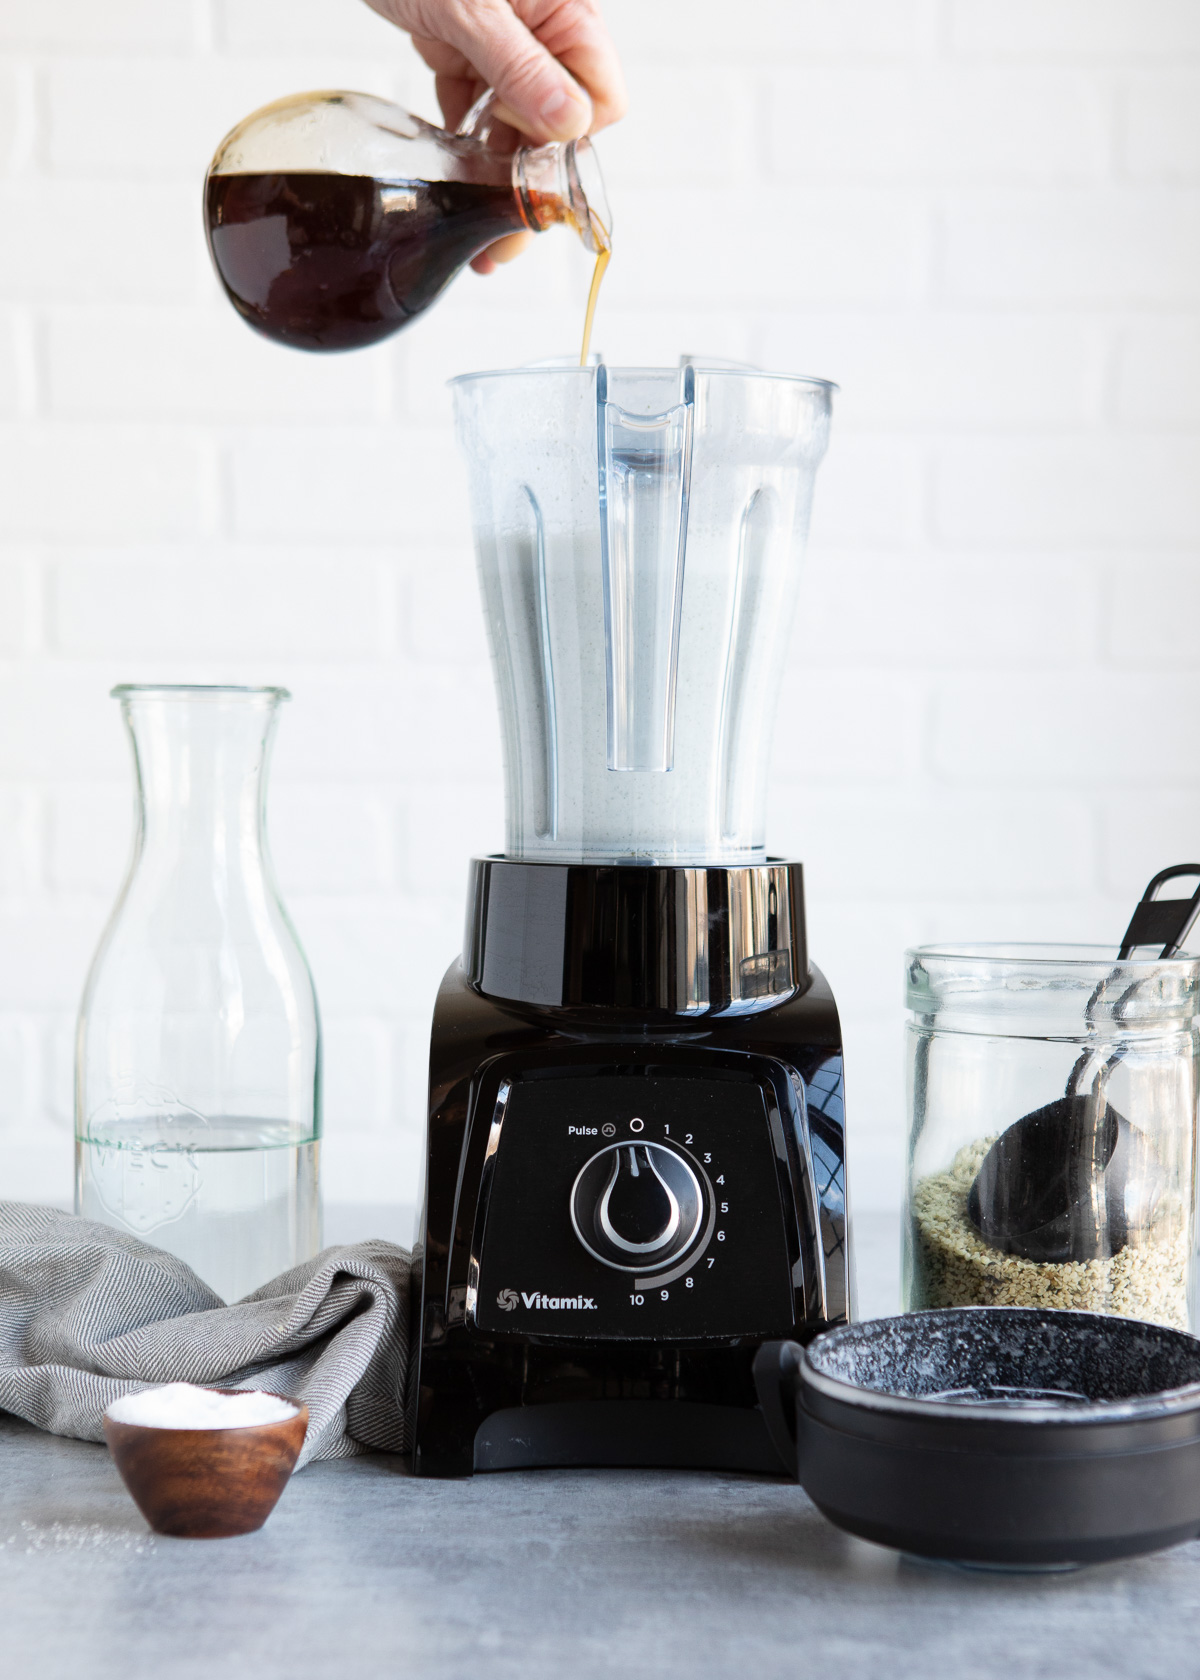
464,857,809,1018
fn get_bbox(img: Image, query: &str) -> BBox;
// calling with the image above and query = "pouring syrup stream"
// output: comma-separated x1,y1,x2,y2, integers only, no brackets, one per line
580,210,612,366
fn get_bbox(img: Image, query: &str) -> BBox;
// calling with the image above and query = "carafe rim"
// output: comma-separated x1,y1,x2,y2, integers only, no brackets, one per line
110,683,290,703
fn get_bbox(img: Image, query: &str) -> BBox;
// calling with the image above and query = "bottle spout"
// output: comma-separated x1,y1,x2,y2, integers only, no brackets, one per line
597,365,695,773
568,139,612,252
515,136,611,253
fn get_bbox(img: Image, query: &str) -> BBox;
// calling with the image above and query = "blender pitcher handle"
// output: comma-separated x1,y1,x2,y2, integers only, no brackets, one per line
597,364,695,773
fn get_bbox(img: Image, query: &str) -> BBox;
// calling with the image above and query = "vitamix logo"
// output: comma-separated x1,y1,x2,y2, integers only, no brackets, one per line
497,1289,597,1311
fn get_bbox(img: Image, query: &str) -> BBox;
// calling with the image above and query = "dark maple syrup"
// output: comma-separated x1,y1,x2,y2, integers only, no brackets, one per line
579,213,611,366
205,171,529,352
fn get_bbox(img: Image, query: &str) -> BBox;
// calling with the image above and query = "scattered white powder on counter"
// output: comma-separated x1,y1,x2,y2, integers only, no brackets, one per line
105,1383,299,1430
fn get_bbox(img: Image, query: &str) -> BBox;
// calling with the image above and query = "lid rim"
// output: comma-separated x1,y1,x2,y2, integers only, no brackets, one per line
908,940,1200,971
801,1308,1200,1426
447,365,839,392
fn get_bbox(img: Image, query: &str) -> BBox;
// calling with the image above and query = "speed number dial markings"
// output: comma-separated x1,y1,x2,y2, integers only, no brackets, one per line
471,1072,795,1342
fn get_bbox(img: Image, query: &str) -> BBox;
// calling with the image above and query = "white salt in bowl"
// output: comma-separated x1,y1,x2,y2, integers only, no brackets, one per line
102,1383,309,1538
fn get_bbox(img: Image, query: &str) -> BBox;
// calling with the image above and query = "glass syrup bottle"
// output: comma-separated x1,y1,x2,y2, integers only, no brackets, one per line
205,90,611,354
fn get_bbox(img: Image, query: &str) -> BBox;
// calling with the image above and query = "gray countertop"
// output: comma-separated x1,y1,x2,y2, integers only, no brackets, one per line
2,1211,1195,1680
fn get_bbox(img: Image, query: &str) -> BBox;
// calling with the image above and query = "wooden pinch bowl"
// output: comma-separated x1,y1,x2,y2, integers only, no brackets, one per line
103,1388,309,1539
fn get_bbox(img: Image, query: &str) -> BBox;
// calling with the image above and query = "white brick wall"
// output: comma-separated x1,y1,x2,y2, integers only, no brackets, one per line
1,0,1198,1217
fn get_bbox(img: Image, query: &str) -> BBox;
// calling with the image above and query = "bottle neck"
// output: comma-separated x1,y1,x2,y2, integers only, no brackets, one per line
120,690,282,893
514,136,610,253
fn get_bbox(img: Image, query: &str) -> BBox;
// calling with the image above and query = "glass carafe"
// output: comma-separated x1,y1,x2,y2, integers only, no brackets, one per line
453,361,834,863
204,90,610,352
75,686,322,1303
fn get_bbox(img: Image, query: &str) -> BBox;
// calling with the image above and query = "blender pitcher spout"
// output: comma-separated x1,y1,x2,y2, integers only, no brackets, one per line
597,364,695,773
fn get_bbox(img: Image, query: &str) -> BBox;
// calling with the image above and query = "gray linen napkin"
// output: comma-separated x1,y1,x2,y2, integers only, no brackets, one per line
0,1202,410,1467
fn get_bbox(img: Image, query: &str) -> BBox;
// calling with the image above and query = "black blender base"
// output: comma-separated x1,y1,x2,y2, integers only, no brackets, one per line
474,1401,784,1474
409,860,851,1477
412,1344,797,1478
408,972,850,1478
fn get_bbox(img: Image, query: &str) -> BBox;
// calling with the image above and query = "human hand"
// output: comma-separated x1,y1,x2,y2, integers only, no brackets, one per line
363,0,626,270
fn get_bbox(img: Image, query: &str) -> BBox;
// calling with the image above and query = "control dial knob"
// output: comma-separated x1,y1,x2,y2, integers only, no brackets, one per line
570,1142,705,1273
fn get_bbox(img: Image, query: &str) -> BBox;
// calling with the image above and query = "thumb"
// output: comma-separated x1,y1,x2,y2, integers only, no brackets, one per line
441,0,593,142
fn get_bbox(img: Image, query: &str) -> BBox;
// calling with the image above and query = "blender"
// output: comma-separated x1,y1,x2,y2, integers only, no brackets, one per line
410,360,846,1476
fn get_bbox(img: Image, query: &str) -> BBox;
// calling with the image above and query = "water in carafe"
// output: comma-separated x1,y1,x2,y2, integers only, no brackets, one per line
78,1112,320,1306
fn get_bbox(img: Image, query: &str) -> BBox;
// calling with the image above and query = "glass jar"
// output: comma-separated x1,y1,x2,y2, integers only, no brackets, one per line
75,686,322,1302
904,943,1200,1332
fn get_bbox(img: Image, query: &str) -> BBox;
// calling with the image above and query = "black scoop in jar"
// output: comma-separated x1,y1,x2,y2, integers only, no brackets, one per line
967,1096,1151,1262
968,867,1200,1265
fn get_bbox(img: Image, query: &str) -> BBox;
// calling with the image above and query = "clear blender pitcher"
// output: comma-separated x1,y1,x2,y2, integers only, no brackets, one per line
453,361,834,863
